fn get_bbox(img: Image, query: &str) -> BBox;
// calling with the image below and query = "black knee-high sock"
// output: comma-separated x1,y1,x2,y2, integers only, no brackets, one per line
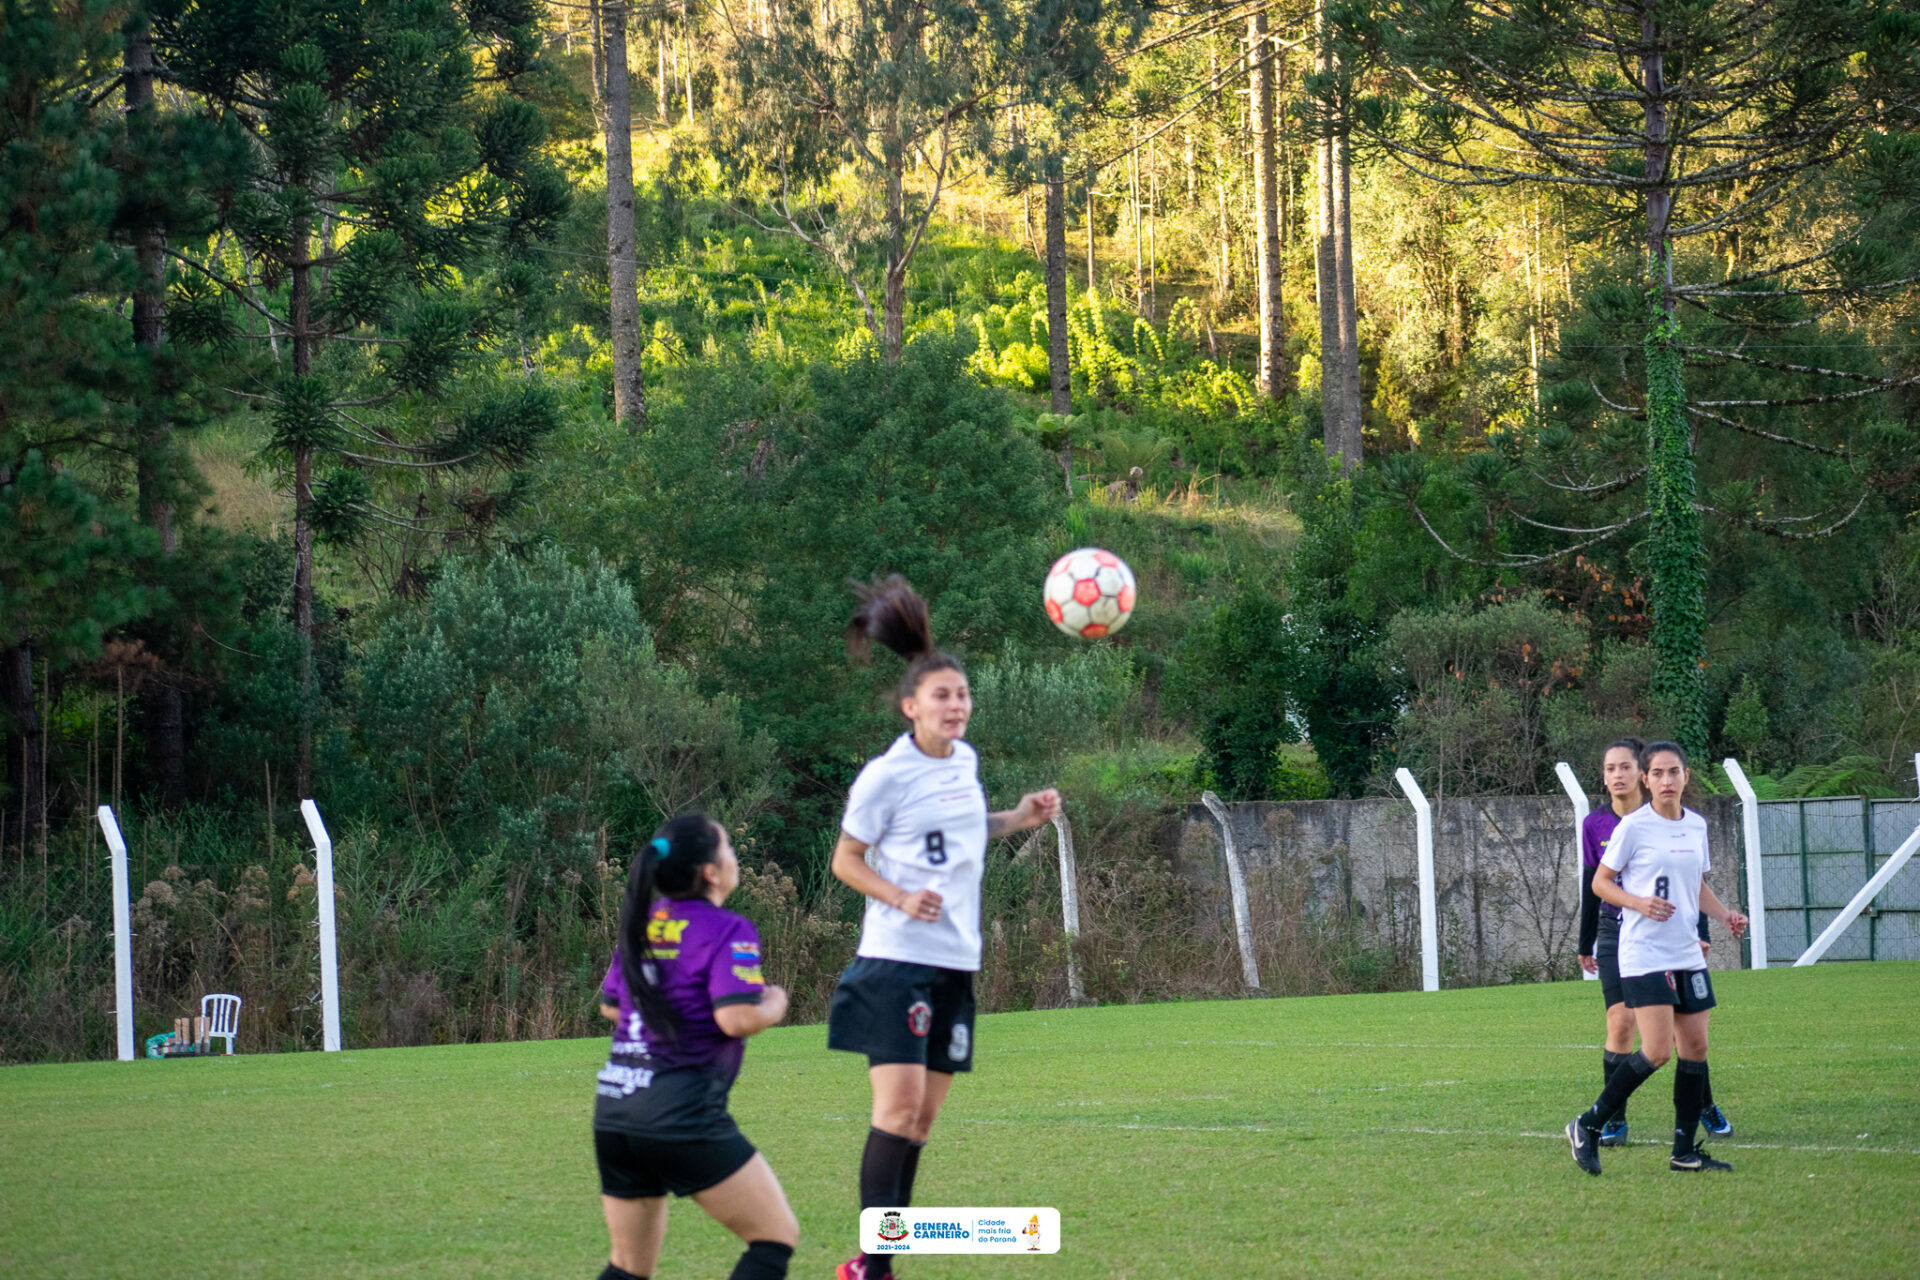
899,1140,926,1204
598,1265,645,1280
1581,1050,1657,1130
1601,1050,1630,1124
730,1240,793,1280
1673,1057,1708,1155
860,1128,916,1276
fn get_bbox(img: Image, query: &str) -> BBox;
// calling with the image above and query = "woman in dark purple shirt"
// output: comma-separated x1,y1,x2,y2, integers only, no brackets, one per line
592,814,796,1280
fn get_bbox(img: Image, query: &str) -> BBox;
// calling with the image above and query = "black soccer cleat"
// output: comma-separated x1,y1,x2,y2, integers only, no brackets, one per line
1567,1118,1601,1175
1598,1118,1629,1147
1670,1147,1733,1172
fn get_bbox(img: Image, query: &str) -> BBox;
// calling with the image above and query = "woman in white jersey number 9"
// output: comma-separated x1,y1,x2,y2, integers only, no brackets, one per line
1566,741,1749,1176
826,577,1060,1280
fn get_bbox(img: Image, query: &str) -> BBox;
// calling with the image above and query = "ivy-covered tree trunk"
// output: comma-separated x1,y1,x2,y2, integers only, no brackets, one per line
1638,6,1707,756
1044,156,1070,417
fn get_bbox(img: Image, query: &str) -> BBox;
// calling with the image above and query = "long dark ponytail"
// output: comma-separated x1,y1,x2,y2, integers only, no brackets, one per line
618,813,723,1044
847,574,963,699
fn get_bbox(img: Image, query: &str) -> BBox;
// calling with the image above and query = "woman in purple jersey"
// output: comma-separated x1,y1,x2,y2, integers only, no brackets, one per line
592,813,797,1280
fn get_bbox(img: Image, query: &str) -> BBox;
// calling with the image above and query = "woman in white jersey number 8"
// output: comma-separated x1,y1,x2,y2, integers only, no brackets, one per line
826,577,1060,1280
1566,741,1749,1176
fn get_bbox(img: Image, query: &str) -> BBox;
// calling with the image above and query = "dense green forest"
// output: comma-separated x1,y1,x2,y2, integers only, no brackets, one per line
3,0,1917,1060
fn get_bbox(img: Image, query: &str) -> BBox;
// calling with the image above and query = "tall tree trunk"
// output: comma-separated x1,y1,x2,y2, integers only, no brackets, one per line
1638,0,1706,757
1250,11,1283,397
681,4,695,127
1315,139,1343,461
883,145,906,359
1130,141,1143,314
127,17,186,803
290,209,315,798
3,645,43,858
1085,160,1097,290
1333,134,1362,466
1045,157,1071,424
602,1,647,427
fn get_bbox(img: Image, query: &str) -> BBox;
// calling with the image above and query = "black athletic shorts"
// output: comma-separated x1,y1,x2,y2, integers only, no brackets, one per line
827,956,975,1073
594,1127,757,1199
1595,914,1625,1008
1621,967,1717,1013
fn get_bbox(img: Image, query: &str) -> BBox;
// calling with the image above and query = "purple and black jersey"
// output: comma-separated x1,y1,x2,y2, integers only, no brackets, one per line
595,897,766,1138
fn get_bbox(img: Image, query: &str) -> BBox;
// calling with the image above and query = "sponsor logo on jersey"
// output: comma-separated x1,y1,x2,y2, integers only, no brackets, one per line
908,1000,933,1037
731,941,760,962
1664,972,1678,990
948,1022,970,1062
1691,972,1709,1000
647,914,690,945
731,964,765,984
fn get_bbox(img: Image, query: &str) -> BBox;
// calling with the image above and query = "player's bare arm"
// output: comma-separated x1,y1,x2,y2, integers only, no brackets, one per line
1592,862,1672,921
986,788,1061,839
1699,882,1748,939
832,834,944,921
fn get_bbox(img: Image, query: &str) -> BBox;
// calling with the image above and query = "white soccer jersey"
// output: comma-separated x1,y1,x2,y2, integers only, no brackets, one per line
841,732,989,972
1601,805,1712,978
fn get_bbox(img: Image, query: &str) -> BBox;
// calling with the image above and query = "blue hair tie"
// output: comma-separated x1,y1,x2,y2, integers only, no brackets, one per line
650,836,671,858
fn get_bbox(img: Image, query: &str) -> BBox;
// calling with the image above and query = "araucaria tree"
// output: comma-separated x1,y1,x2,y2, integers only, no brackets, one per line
720,0,1015,358
1344,0,1920,754
152,0,568,791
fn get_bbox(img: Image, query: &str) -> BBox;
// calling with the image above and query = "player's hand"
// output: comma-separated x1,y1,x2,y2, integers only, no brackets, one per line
1725,911,1749,940
898,888,944,922
1637,895,1674,922
1700,940,1711,958
1578,954,1597,974
1017,788,1062,830
761,984,790,1024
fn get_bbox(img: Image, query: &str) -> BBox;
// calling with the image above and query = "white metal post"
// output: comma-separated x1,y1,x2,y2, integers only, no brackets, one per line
1199,791,1264,994
1795,819,1920,967
300,799,343,1052
1393,768,1441,992
1554,763,1597,981
97,806,135,1062
1051,814,1088,1005
1722,759,1768,970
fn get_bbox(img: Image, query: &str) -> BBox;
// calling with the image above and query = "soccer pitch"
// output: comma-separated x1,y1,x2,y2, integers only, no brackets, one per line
4,965,1916,1279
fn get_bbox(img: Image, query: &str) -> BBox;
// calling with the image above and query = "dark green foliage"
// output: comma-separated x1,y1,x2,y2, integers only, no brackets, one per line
1170,586,1302,800
0,453,160,660
727,332,1059,771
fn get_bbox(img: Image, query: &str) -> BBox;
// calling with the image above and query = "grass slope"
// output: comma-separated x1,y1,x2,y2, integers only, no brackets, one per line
4,965,1916,1279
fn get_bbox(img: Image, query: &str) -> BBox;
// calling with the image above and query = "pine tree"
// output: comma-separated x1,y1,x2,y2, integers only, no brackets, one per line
151,0,569,792
1345,0,1920,753
720,0,1017,358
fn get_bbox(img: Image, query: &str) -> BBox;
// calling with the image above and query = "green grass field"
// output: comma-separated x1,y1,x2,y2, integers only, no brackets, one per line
4,964,1916,1279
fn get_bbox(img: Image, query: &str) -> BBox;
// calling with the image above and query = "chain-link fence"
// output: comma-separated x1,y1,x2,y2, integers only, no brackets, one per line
1756,799,1920,964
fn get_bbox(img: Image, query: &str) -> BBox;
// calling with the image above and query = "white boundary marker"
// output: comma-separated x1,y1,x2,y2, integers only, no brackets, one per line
1198,791,1264,994
1723,758,1769,969
1051,813,1088,1005
1393,769,1440,992
1553,763,1597,981
1795,816,1920,968
300,799,343,1052
97,805,135,1062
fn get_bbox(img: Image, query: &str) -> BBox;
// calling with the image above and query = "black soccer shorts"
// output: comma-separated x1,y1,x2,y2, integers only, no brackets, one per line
827,956,976,1073
1595,915,1626,1008
1621,967,1717,1013
594,1128,757,1199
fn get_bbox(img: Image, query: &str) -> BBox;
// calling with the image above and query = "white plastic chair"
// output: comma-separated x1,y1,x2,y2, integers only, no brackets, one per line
201,993,241,1055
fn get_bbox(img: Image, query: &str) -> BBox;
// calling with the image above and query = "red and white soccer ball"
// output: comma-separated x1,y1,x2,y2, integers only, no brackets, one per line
1043,547,1137,639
